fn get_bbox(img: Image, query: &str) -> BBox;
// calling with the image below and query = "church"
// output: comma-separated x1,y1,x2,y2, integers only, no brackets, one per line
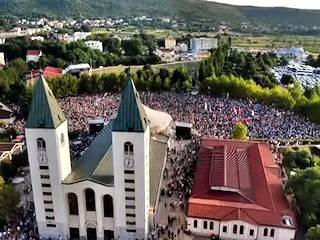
25,75,172,240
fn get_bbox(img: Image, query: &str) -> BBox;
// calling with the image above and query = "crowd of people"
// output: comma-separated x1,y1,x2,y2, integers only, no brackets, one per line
57,91,320,141
150,139,200,240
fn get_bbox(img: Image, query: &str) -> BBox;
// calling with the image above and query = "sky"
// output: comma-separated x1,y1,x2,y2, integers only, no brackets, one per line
208,0,320,10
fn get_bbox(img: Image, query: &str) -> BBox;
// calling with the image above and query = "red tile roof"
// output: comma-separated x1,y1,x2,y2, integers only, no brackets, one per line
26,67,63,81
188,139,296,229
26,50,42,56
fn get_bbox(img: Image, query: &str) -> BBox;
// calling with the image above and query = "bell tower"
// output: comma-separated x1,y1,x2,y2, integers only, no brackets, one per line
25,75,71,239
112,75,150,239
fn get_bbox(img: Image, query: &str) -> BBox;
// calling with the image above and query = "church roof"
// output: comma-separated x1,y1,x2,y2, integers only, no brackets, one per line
112,75,149,132
26,75,66,129
63,121,114,186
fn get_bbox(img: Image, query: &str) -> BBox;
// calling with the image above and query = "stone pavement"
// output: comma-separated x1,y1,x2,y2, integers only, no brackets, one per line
151,139,194,240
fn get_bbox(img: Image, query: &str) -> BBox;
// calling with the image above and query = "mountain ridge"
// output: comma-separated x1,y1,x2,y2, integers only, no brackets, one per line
0,0,319,28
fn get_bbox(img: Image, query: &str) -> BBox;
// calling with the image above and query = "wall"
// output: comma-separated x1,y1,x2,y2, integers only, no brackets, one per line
63,180,114,240
26,121,71,239
112,126,150,239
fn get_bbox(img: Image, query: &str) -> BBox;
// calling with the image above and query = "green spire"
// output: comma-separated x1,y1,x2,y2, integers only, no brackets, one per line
26,75,66,129
113,74,148,132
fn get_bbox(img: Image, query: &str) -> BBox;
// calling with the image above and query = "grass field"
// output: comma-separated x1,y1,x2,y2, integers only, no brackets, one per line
224,35,320,55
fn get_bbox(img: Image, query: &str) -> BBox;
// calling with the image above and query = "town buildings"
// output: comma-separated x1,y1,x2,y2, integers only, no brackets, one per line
26,67,64,87
187,139,296,240
164,37,176,49
25,75,171,239
26,50,42,63
190,37,218,52
85,41,104,52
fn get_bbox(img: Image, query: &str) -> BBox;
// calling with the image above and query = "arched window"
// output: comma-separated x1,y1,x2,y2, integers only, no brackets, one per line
103,195,114,217
209,221,214,230
270,229,275,237
37,138,46,151
124,142,133,155
239,225,244,235
85,188,96,211
68,193,79,215
233,224,238,234
263,228,268,236
203,220,207,229
193,220,198,228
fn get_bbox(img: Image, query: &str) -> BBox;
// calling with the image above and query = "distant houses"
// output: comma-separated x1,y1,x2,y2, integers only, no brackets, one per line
0,102,15,124
26,50,42,63
26,66,64,87
85,40,103,52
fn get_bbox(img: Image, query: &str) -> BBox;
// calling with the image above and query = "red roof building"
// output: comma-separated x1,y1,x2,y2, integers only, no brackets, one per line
187,139,296,240
26,50,42,63
26,50,42,56
26,67,63,87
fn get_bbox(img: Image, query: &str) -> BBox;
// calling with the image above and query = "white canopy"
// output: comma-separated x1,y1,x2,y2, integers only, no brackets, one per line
143,105,172,134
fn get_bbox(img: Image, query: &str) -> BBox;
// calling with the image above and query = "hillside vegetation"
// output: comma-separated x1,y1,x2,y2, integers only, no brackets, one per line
0,0,320,28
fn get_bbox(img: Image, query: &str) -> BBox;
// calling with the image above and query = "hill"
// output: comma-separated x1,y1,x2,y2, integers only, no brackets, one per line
0,0,319,28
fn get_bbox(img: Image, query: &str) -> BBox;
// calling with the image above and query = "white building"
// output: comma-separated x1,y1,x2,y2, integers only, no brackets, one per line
71,32,91,42
0,52,5,65
85,41,103,52
26,50,42,63
155,48,176,62
174,43,188,53
25,75,171,240
187,139,296,240
164,37,176,49
190,37,218,53
63,63,91,75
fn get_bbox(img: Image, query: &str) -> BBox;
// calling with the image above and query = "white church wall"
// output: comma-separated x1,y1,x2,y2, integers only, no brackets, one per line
187,217,220,236
63,180,114,240
26,121,71,239
257,225,295,240
112,126,150,240
219,220,258,240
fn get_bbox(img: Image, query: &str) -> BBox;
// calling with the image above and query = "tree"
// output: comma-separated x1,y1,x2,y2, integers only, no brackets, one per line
0,181,20,222
282,148,320,171
306,225,320,240
121,38,143,56
232,122,248,140
280,56,289,66
281,74,295,85
286,167,320,228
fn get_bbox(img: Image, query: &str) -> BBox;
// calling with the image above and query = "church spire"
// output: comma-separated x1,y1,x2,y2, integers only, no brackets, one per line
112,74,148,132
26,75,66,129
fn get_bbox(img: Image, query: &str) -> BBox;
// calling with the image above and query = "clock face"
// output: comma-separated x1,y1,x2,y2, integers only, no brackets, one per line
123,158,134,169
38,153,48,164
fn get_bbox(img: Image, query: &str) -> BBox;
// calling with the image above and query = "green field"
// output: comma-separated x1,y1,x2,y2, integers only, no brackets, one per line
226,35,320,55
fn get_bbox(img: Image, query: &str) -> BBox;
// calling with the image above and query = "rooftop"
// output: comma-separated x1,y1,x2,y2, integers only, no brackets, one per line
188,139,296,229
112,75,149,132
26,75,66,129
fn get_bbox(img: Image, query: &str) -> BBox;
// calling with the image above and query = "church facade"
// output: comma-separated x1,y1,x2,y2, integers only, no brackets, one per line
25,76,171,240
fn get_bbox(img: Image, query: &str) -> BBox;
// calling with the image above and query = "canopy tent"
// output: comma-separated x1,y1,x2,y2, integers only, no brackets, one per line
143,105,172,134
